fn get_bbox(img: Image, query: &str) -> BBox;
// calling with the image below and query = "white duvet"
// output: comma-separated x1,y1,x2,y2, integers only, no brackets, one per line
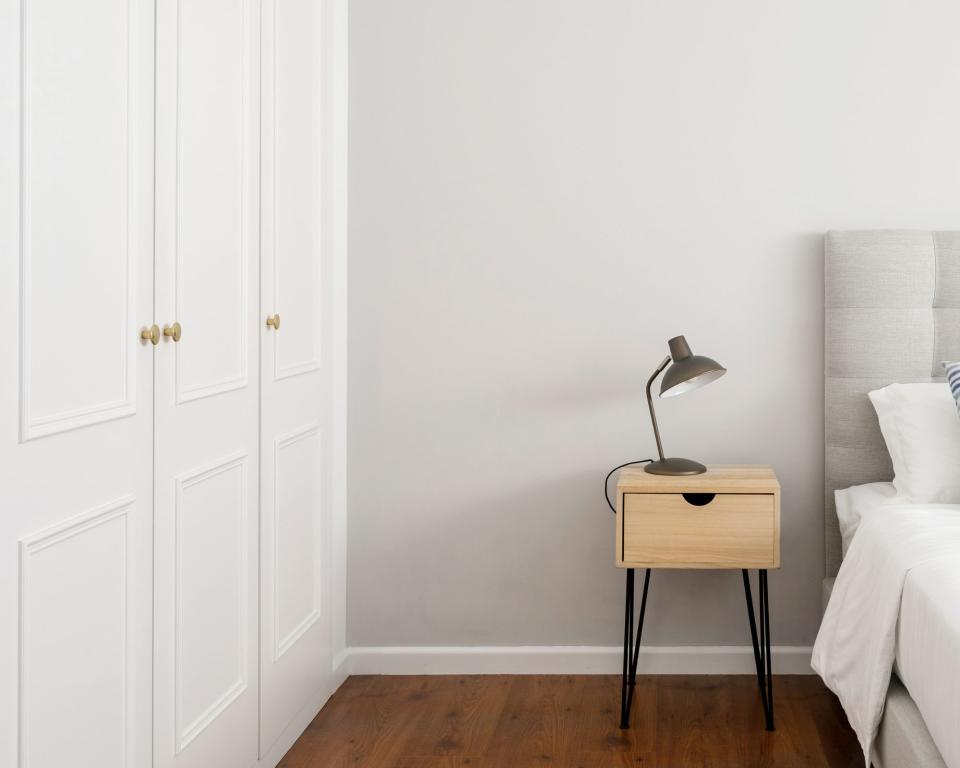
812,504,960,767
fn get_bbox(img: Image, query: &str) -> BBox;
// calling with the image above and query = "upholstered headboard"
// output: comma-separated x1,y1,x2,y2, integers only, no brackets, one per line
824,230,960,576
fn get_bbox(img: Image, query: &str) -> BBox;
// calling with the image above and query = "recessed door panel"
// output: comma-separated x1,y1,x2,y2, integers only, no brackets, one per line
274,426,321,658
19,498,134,768
174,0,250,403
19,0,137,439
174,455,248,752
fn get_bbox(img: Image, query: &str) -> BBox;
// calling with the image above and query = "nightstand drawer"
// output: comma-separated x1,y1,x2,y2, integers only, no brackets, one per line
621,493,777,568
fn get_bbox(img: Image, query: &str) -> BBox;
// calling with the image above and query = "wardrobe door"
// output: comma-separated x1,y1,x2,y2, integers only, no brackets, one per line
153,1,260,767
0,1,155,766
259,0,334,754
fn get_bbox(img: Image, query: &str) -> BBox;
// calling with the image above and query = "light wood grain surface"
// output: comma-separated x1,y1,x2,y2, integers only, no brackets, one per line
616,465,780,569
617,464,779,493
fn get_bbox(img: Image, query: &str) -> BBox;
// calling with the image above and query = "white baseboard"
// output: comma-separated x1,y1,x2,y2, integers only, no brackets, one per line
338,645,814,676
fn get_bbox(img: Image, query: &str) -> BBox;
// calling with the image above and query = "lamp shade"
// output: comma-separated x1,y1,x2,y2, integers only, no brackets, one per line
659,335,726,398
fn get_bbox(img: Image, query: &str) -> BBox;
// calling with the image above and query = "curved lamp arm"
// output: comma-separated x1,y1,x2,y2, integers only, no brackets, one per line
646,355,671,461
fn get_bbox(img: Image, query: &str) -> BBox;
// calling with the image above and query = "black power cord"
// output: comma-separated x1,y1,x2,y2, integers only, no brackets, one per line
604,459,653,513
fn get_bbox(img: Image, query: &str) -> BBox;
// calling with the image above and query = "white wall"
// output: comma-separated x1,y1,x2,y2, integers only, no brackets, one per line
347,0,960,651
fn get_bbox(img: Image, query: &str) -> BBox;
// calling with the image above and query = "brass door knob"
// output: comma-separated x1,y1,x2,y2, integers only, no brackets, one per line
266,314,281,330
140,324,160,346
163,321,182,342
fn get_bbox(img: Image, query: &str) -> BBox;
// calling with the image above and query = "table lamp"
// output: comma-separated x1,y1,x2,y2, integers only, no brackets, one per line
645,335,726,475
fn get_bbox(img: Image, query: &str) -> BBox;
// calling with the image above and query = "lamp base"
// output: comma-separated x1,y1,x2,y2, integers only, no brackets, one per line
644,457,707,476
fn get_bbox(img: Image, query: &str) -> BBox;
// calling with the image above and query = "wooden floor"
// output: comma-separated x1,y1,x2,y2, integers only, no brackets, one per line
278,675,861,768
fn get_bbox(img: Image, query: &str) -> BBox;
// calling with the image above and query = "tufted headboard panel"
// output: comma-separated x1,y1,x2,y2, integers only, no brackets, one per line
824,230,960,576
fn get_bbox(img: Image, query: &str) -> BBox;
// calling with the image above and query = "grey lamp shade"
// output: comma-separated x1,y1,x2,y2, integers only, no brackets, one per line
659,335,726,398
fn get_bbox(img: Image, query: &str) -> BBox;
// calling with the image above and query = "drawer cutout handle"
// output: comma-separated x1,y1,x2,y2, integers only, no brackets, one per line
682,492,716,507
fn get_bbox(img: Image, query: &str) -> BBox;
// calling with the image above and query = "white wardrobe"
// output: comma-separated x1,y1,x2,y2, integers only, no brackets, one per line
0,1,347,767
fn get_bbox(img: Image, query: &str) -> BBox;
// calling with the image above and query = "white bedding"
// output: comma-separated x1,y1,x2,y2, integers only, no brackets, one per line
835,481,896,556
812,504,960,767
896,556,960,768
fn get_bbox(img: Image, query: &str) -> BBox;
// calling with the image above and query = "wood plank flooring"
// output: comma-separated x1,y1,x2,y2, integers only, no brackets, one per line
278,675,861,768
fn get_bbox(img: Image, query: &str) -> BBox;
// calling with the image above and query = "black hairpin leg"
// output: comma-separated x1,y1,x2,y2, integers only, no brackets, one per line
742,570,764,689
760,570,774,730
743,569,775,731
619,568,651,729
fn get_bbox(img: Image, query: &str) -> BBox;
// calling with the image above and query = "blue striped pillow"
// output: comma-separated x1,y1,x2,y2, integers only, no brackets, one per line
946,361,960,414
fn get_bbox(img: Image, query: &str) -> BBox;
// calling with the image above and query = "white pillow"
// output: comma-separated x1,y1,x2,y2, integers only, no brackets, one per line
835,482,897,556
868,383,960,503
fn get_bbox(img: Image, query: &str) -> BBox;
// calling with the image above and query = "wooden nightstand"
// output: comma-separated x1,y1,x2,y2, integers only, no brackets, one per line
614,464,780,731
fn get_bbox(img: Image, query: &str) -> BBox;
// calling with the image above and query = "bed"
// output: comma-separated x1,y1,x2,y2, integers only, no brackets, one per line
822,229,960,768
